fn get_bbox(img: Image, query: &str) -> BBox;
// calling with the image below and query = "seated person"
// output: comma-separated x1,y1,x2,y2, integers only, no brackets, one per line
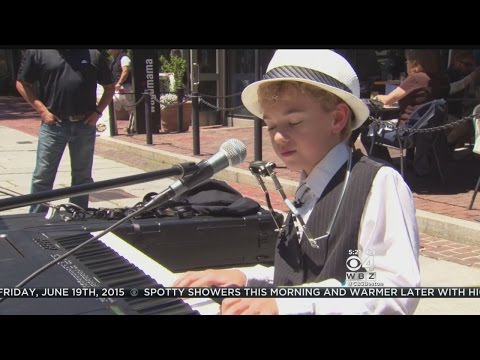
361,49,450,177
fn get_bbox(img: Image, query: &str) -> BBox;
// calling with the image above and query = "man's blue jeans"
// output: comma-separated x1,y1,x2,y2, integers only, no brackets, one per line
30,121,96,213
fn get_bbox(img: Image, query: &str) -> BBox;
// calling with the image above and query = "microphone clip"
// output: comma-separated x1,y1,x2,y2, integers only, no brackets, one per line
293,199,304,208
248,160,317,247
248,161,284,232
249,161,277,177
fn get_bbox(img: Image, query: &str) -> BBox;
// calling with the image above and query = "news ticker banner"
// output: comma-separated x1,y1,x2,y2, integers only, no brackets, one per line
1,287,480,298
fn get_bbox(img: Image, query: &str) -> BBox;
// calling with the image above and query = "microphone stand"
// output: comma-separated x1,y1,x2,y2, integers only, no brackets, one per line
0,163,199,296
0,162,198,212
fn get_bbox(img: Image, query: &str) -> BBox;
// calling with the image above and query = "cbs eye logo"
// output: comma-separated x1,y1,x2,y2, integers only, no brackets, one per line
346,255,362,271
346,250,375,271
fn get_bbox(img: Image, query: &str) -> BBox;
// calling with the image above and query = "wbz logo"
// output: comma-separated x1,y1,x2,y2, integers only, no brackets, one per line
346,272,376,280
345,250,375,280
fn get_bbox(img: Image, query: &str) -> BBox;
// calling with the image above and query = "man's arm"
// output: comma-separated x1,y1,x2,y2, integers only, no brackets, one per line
97,83,115,113
16,80,56,125
115,65,130,92
115,55,132,92
84,83,115,127
449,68,480,95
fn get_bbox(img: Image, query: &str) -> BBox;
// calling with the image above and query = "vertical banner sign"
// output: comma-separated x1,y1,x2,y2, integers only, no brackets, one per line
131,49,161,134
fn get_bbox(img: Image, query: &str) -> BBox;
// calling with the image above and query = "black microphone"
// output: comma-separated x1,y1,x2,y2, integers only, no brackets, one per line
143,139,247,211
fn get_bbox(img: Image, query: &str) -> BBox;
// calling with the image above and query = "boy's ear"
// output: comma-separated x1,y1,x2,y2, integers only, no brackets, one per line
331,103,349,134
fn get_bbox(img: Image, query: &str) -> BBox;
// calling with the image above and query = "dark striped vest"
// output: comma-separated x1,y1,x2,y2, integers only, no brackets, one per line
274,152,384,286
111,51,132,85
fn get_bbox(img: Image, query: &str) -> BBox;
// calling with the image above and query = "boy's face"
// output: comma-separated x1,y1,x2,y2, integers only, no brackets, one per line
262,87,347,176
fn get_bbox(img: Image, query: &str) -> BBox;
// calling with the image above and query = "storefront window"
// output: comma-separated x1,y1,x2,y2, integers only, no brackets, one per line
227,49,275,118
227,49,255,116
198,80,217,111
198,49,217,74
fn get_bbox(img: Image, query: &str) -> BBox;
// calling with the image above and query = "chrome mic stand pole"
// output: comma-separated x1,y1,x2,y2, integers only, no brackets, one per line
0,162,198,212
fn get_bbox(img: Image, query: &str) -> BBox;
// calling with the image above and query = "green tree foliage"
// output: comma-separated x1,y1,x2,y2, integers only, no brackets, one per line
160,54,186,90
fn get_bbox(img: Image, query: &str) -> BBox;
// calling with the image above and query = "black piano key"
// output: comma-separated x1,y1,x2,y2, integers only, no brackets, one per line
94,263,138,277
82,256,126,269
74,247,113,259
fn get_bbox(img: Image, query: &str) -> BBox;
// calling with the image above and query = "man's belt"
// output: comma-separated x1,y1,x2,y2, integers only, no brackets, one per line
56,114,86,122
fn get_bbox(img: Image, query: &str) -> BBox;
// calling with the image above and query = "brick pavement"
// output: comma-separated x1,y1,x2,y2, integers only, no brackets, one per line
1,96,480,269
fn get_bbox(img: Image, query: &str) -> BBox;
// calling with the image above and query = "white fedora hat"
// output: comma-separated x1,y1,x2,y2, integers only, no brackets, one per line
241,49,370,130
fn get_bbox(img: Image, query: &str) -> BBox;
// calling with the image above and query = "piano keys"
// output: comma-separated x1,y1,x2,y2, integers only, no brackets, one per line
0,228,206,315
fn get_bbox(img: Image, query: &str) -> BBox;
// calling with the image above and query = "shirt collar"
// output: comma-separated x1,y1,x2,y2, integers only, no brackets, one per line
299,143,350,199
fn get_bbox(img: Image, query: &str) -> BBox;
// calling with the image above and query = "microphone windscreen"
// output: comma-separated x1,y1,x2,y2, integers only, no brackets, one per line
221,139,247,166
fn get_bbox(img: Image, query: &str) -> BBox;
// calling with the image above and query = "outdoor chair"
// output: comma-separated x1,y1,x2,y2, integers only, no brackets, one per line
368,99,448,183
468,104,480,210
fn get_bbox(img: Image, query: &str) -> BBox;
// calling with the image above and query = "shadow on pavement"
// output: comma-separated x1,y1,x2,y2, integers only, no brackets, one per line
0,96,38,120
402,150,480,195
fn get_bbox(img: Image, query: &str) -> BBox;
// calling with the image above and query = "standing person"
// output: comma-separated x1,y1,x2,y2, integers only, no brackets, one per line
16,49,114,213
108,49,136,134
174,49,420,315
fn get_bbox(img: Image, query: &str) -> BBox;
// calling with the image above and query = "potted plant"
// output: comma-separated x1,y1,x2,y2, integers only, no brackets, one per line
159,52,191,133
159,93,192,133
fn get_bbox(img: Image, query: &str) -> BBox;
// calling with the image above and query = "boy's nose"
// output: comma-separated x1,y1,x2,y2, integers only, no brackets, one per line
273,131,289,144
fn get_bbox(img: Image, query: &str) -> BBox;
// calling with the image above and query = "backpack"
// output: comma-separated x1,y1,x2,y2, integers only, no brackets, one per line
138,179,261,219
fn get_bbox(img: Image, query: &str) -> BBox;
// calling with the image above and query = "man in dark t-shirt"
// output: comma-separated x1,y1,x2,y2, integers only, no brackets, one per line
16,49,115,213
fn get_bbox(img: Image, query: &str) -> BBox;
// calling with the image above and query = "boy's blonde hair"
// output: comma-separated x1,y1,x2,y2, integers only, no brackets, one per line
258,81,353,141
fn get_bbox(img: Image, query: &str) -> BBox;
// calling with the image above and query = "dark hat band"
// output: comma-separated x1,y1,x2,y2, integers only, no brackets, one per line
263,65,352,94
